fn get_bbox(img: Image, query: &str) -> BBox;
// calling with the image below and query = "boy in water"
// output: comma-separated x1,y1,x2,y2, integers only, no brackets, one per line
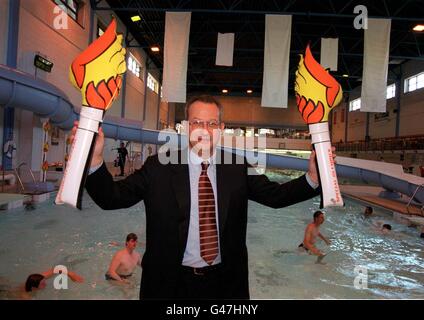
105,233,142,283
299,211,331,262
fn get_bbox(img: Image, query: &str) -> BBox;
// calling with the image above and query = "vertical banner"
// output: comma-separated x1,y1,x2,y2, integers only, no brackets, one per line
320,38,338,71
162,12,191,103
261,14,292,108
215,33,234,66
361,18,391,113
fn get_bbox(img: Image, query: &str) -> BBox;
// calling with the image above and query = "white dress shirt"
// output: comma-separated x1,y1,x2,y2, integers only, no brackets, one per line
182,148,222,267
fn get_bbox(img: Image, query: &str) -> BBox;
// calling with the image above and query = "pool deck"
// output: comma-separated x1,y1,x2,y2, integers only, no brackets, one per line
340,184,424,226
0,193,29,210
0,190,57,211
0,173,125,211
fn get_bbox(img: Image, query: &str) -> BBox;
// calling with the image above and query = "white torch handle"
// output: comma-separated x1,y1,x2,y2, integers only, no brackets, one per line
55,107,104,209
309,122,344,208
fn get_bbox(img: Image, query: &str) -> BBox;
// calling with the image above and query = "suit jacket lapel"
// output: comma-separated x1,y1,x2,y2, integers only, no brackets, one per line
170,152,191,260
216,162,231,241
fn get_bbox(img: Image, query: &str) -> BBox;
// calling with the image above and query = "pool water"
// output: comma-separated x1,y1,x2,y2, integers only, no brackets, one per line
0,171,423,299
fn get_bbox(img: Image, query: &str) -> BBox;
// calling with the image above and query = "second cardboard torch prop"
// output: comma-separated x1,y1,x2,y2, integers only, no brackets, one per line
55,19,126,209
294,45,343,208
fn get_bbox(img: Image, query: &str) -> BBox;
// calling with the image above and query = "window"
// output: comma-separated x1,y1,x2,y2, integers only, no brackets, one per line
386,83,396,99
224,129,235,135
54,0,80,21
258,128,274,136
147,73,159,93
404,72,424,93
333,111,337,125
127,54,141,78
349,98,361,111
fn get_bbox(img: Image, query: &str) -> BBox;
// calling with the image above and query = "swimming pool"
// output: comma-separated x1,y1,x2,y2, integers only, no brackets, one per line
0,170,423,299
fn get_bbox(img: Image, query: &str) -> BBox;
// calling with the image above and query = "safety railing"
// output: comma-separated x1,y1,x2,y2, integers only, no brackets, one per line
14,162,37,193
406,184,424,216
335,135,424,153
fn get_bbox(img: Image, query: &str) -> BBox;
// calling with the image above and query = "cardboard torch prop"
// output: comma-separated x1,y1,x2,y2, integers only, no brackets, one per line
55,19,126,209
295,45,343,208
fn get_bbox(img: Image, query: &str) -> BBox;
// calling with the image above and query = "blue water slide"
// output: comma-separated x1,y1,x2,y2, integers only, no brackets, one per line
1,64,423,204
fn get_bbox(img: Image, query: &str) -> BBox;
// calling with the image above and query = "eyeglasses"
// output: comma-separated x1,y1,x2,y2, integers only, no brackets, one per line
189,120,220,129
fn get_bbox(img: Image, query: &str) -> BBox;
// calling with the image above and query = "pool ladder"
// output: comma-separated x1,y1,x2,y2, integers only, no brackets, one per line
406,183,424,216
14,162,37,193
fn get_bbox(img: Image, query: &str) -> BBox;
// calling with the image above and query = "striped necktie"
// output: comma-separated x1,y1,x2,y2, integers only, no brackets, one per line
198,162,219,265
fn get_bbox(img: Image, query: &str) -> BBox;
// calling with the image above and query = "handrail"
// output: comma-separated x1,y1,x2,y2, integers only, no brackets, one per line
406,184,424,215
335,136,424,153
14,162,37,193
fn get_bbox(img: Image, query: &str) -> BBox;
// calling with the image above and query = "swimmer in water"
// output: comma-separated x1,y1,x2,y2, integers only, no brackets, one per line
25,269,83,293
105,233,142,283
372,221,392,234
299,211,331,263
0,268,84,299
381,224,392,234
363,206,373,218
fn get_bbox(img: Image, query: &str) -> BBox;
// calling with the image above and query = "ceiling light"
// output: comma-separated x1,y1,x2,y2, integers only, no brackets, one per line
150,46,160,52
342,74,349,78
413,24,424,32
246,89,253,94
131,15,141,22
222,89,228,93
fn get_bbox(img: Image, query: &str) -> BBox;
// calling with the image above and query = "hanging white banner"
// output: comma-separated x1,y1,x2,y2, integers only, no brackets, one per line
216,33,234,66
320,38,338,71
261,14,292,108
361,18,391,113
162,12,191,103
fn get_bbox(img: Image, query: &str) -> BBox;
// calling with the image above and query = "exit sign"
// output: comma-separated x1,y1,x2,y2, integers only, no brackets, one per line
34,54,53,72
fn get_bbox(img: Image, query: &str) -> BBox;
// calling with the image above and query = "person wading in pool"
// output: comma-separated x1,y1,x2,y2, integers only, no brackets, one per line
299,211,331,258
105,233,142,283
75,95,335,299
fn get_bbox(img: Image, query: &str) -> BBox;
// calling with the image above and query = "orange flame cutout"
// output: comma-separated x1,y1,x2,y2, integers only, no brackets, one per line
294,45,343,124
70,18,126,110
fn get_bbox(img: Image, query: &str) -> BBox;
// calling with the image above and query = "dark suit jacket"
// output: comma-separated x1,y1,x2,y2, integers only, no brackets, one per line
85,150,320,299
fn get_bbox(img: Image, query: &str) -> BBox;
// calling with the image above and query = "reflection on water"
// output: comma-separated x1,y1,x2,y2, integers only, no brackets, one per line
0,170,423,299
33,219,59,230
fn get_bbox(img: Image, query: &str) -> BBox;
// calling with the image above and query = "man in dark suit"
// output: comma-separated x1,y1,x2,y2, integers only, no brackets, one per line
79,95,323,299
